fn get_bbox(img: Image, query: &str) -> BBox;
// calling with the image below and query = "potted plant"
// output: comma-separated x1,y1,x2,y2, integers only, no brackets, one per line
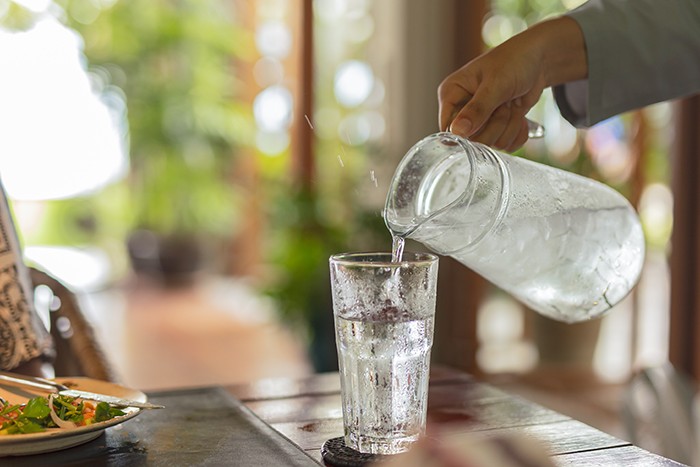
263,184,388,371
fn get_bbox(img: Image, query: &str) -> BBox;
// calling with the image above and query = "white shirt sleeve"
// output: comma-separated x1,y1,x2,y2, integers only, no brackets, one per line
553,0,700,127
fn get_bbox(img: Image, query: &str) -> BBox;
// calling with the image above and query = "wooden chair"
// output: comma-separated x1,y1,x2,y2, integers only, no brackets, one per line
29,267,118,383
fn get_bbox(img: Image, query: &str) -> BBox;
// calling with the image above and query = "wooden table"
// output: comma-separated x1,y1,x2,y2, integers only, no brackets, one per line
229,366,687,466
2,367,688,466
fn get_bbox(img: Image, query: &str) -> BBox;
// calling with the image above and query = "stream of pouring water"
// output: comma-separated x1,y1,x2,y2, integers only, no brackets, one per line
391,234,405,263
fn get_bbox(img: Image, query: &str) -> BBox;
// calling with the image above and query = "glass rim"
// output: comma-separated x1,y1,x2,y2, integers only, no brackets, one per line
329,251,438,267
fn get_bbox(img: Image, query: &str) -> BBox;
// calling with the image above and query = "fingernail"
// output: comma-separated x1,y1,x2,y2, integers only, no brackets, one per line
450,118,472,136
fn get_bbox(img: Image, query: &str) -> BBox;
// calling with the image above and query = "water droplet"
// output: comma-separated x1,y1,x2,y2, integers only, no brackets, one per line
304,114,314,130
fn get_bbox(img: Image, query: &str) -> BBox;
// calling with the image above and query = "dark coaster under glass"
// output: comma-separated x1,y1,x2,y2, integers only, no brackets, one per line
321,437,392,467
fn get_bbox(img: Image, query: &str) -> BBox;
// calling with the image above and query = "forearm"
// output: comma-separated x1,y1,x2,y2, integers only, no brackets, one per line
438,12,588,148
533,17,588,87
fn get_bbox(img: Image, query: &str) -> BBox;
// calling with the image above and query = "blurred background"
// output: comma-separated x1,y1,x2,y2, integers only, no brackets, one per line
1,0,696,461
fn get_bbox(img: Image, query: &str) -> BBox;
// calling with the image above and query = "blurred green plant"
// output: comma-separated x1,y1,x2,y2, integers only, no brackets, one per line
263,188,330,367
262,180,387,370
56,0,254,240
1,0,253,261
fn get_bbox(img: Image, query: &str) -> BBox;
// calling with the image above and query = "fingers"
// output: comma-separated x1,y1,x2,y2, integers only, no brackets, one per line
437,56,542,152
438,103,452,132
505,119,530,152
464,103,529,152
450,81,509,138
476,104,516,148
438,97,467,133
437,80,471,132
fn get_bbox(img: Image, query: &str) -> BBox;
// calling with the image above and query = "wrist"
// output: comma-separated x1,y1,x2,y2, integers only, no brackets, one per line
529,16,588,87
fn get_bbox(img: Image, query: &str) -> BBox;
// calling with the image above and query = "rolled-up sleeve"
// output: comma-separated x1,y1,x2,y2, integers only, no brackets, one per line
553,0,700,127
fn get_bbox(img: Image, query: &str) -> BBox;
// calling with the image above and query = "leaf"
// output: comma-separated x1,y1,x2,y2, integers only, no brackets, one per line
93,402,125,423
22,397,50,419
15,419,45,434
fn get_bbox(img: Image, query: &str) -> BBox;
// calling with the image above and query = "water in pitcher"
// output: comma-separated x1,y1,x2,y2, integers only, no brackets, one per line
384,132,645,323
412,203,644,322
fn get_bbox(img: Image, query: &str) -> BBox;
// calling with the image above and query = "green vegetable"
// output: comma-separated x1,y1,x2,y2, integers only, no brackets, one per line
94,402,125,423
0,395,126,435
0,404,21,417
0,397,52,435
22,397,50,419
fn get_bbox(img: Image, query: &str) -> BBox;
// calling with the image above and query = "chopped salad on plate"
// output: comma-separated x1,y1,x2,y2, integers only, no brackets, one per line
0,394,126,435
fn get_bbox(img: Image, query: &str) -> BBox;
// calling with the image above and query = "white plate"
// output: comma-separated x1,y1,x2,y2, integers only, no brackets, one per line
0,377,144,456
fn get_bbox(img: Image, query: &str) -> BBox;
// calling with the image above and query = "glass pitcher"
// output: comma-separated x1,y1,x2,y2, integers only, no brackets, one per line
384,132,645,323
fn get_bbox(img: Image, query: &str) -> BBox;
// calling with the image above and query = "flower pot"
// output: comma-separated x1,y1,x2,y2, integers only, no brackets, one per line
126,229,204,286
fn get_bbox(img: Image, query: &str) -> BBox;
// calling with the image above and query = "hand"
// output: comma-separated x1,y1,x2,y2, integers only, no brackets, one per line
438,17,587,151
438,32,546,152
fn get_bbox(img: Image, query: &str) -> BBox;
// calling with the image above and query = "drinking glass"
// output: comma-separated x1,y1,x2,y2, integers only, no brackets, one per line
329,252,439,455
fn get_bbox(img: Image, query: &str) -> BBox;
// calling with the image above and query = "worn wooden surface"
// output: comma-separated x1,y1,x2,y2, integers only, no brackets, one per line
229,366,688,466
3,387,319,467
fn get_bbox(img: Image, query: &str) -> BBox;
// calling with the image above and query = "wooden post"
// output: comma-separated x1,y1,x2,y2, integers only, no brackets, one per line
290,0,315,191
669,96,700,380
227,0,315,277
